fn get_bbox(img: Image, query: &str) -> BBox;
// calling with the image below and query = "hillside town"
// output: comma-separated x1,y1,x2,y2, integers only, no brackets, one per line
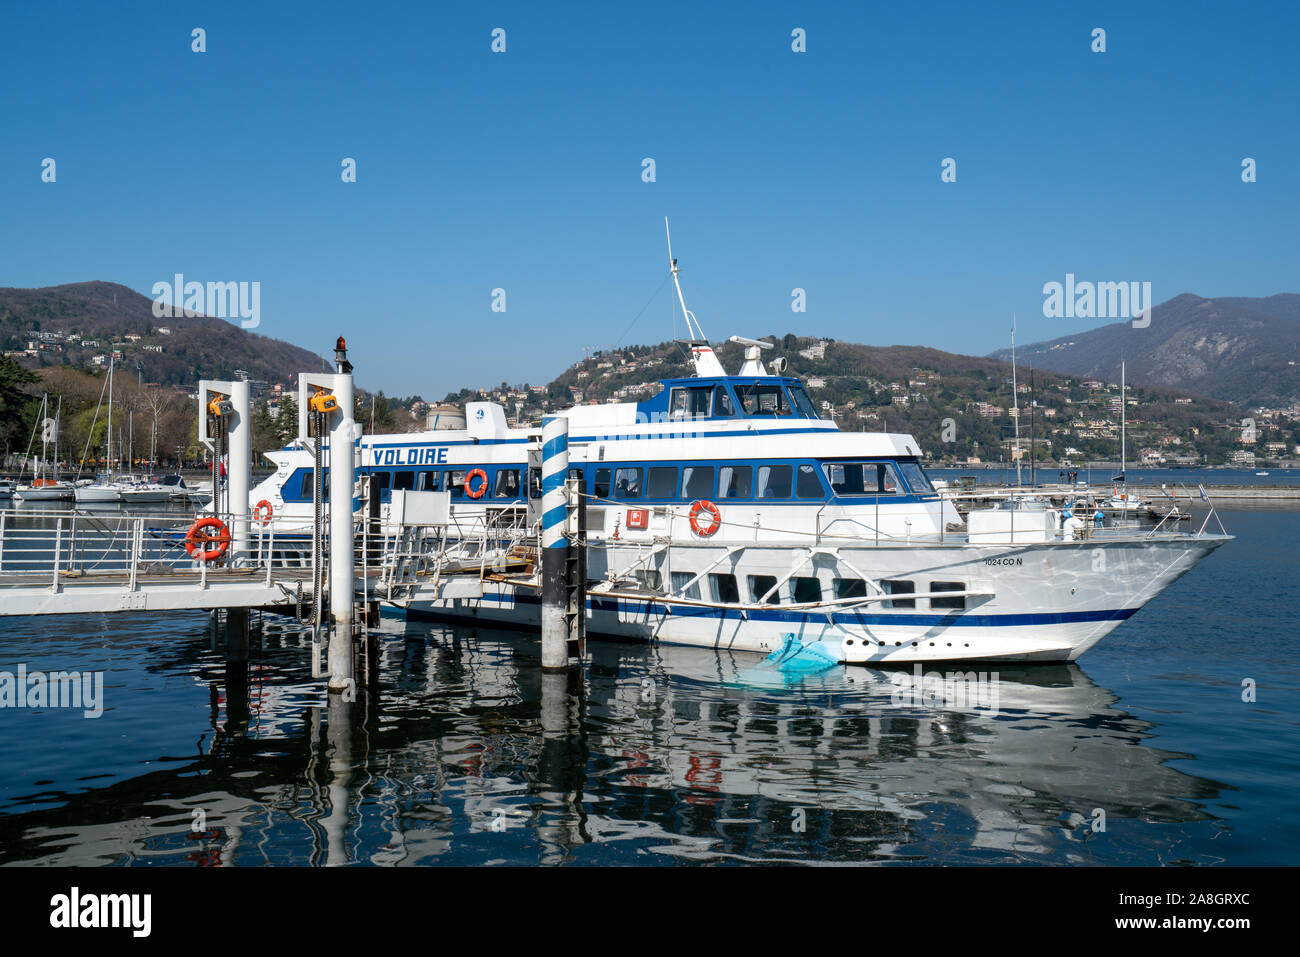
4,325,1299,471
432,336,1300,469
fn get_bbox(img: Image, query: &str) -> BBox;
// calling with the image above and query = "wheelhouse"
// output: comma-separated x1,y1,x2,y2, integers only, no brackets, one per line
636,376,822,422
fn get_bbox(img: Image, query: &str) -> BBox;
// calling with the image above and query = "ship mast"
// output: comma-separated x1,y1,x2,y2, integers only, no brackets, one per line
666,218,727,377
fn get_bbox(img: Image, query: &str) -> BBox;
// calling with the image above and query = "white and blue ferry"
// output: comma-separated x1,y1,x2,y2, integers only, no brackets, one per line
244,245,1230,664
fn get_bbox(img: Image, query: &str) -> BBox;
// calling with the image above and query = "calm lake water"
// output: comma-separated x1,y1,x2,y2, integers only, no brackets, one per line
0,506,1296,866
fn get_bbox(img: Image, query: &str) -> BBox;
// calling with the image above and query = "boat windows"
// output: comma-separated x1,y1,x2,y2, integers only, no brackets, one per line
494,469,521,498
713,385,736,417
634,569,662,591
613,467,643,499
823,461,901,496
671,571,701,600
719,465,752,499
682,465,714,500
791,576,821,604
833,578,868,600
669,386,712,419
709,573,740,604
748,575,780,603
446,470,466,497
371,470,391,492
896,461,935,494
882,579,915,609
757,464,792,498
796,463,824,498
393,470,415,492
417,470,440,491
646,466,678,498
736,383,792,417
788,385,820,419
287,468,327,500
593,468,612,498
931,582,965,610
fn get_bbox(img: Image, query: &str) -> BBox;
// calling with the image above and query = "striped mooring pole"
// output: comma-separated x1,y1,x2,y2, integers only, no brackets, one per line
540,415,570,671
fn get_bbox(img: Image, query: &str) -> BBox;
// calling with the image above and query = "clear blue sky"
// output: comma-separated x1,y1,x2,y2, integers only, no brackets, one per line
2,1,1296,397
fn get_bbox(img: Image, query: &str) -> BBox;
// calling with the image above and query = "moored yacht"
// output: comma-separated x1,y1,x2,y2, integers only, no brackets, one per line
115,475,173,504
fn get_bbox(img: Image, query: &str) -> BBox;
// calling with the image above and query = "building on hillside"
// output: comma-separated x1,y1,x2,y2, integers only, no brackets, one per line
1228,449,1256,466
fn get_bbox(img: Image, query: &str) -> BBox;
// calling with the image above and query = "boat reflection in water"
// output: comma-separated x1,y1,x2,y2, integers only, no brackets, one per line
0,619,1227,866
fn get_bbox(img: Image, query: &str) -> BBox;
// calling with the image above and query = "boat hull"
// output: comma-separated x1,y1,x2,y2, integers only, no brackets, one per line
118,489,173,504
15,486,75,501
404,535,1228,664
73,485,122,504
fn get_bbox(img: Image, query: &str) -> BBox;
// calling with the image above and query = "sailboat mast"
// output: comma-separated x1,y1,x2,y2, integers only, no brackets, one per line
1120,359,1127,481
54,394,62,480
1011,315,1022,486
39,394,49,478
107,357,114,473
1030,368,1036,486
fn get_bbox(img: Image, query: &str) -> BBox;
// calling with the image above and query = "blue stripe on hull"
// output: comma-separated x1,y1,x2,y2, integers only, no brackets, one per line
407,590,1137,628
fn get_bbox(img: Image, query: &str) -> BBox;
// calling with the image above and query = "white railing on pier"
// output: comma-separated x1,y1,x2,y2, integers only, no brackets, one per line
0,508,297,603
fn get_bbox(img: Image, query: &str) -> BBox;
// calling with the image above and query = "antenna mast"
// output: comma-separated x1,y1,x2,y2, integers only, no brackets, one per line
666,217,704,341
664,217,726,377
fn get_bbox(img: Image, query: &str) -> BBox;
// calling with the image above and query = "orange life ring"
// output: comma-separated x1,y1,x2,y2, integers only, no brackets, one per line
185,517,230,562
465,468,489,499
253,499,274,526
688,499,722,537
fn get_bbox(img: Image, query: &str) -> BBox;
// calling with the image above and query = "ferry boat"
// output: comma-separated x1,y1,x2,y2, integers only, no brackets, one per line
241,242,1230,664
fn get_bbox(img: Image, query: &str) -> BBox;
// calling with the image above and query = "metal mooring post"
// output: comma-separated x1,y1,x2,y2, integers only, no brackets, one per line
225,378,253,662
540,415,571,671
327,339,356,694
227,379,251,566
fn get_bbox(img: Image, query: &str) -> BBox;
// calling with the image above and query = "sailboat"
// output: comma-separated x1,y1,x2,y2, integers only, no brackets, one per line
115,411,171,504
1101,360,1150,516
75,358,124,505
15,394,76,501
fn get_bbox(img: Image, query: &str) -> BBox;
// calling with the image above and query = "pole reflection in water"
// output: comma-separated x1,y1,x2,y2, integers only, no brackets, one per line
323,692,355,867
0,613,1236,866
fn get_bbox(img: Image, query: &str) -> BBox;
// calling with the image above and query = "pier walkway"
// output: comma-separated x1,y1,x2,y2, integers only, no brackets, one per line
0,506,539,619
0,509,322,618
